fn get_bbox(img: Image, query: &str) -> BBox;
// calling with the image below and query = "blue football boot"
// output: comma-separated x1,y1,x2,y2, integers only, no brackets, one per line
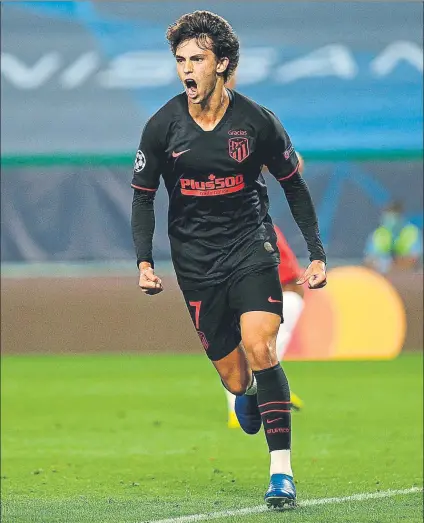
264,474,297,509
234,394,262,435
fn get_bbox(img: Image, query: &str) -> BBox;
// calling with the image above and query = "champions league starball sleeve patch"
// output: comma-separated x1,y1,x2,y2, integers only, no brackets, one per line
134,150,146,173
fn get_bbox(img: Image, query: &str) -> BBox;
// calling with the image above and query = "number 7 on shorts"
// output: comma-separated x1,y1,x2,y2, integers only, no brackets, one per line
189,301,201,329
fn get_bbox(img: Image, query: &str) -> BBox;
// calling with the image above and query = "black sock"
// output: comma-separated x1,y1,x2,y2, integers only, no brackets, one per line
253,364,291,452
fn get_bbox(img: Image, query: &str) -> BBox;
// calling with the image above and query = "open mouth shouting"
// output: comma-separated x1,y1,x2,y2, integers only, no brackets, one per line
185,78,198,99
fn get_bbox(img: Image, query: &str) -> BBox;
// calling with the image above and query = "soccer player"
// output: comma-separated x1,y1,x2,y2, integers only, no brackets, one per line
131,11,327,508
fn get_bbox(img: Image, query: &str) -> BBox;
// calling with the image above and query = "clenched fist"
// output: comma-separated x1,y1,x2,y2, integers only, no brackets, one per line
138,263,163,295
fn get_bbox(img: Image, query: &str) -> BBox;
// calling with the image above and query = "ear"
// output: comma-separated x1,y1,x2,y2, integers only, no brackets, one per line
216,57,229,75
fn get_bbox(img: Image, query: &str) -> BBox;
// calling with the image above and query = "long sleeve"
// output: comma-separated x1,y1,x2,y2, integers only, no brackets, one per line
130,111,165,267
259,107,326,264
131,189,156,267
280,172,326,263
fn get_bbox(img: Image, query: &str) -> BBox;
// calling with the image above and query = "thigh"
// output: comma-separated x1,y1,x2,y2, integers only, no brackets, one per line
229,266,283,370
239,311,281,370
182,284,241,362
229,265,283,319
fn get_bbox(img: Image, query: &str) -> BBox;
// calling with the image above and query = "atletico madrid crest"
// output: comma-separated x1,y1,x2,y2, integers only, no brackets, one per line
228,137,250,163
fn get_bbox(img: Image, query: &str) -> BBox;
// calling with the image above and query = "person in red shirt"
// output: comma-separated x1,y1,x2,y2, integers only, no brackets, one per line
274,223,305,368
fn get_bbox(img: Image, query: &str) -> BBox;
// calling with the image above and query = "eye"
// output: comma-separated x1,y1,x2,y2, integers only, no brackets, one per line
176,58,184,63
193,57,203,62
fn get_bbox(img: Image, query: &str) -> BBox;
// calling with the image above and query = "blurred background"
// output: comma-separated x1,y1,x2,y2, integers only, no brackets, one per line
1,1,423,358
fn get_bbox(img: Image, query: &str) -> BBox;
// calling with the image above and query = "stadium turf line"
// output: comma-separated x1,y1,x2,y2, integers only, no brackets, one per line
146,488,423,523
1,352,422,522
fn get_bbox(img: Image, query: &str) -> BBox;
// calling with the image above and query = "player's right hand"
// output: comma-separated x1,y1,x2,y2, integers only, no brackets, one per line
138,265,163,295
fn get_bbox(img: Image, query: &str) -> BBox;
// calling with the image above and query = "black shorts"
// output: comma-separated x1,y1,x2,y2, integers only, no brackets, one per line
182,266,283,361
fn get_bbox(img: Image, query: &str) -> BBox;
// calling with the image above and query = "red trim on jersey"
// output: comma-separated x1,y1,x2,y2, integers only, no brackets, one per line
131,184,157,192
277,164,299,182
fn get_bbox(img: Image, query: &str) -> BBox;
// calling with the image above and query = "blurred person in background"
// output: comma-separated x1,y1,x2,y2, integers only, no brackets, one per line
364,201,422,274
131,11,327,508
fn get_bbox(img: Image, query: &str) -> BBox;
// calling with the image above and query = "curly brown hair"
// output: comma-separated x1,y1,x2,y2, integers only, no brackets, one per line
166,11,239,82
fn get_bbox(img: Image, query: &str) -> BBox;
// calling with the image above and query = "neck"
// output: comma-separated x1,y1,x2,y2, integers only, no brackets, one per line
188,83,229,129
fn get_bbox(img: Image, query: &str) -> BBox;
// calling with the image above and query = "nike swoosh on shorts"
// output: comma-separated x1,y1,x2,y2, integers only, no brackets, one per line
268,296,282,303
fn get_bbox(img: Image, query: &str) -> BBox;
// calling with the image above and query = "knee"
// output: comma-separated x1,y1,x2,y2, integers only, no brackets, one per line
244,340,278,371
223,374,252,396
226,383,248,396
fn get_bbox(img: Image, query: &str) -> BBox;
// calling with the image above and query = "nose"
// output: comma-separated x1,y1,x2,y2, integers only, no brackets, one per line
184,60,193,74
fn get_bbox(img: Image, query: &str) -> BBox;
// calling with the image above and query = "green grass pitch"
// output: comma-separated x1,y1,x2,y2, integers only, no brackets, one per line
1,353,423,522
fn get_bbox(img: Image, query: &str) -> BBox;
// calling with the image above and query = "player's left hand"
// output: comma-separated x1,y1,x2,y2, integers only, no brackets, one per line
297,260,327,289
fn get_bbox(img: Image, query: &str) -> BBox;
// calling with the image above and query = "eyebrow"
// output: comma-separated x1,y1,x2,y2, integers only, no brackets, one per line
175,54,206,60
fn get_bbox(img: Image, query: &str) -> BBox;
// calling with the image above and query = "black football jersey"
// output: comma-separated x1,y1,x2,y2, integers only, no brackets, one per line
131,89,300,290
